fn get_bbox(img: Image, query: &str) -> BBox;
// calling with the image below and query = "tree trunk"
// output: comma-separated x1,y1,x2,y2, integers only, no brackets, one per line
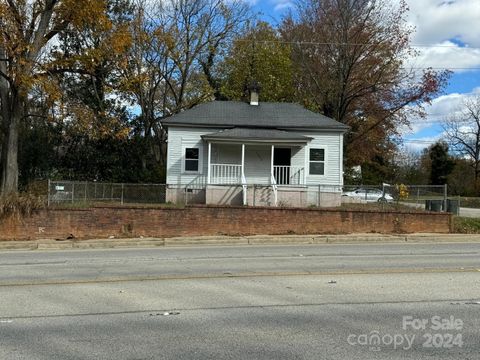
1,101,21,195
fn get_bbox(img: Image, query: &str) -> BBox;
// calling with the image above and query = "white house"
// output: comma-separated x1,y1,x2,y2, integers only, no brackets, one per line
163,93,349,207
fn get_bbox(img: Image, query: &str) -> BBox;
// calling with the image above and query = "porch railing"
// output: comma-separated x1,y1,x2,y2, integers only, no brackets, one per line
210,164,305,185
270,173,278,206
273,166,305,185
241,173,248,205
210,164,242,184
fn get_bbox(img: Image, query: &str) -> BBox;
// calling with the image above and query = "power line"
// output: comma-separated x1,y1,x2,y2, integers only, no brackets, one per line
402,139,441,145
234,39,480,50
409,67,480,70
33,29,480,51
405,117,479,124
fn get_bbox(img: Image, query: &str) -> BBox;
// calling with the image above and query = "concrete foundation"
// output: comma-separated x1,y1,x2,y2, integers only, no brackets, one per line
166,186,206,205
206,185,243,206
168,184,342,208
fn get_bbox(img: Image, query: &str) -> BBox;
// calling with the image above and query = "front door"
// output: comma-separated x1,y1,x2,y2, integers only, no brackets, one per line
273,148,291,185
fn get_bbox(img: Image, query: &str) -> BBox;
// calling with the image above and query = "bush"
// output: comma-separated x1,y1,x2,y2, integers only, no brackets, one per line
453,217,480,234
0,193,45,219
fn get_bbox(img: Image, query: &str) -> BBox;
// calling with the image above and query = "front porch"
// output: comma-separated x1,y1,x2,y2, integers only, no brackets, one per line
207,143,306,186
204,142,307,206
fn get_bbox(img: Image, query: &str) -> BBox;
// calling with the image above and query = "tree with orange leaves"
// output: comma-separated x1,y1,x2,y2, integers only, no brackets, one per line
281,0,450,169
0,0,112,194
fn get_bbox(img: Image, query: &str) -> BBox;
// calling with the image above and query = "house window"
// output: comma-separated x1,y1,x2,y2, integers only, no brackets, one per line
185,148,199,172
309,148,325,175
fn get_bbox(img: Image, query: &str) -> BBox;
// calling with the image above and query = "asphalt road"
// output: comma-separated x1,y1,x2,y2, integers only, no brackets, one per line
0,242,479,360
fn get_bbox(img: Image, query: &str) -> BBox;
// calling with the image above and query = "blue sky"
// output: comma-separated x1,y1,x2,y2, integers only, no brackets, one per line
249,0,480,152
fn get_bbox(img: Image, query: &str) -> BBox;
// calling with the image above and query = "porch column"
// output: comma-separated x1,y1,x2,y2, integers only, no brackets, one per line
304,145,308,185
271,145,275,181
207,142,211,185
241,143,245,182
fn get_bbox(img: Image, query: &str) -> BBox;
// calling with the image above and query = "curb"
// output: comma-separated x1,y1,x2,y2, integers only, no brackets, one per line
0,233,479,251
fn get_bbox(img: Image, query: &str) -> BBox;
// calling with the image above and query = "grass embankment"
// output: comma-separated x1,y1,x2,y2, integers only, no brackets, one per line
49,201,185,209
453,217,480,234
340,203,420,212
0,193,45,219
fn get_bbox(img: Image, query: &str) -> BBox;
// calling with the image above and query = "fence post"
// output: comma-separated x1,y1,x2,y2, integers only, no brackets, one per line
444,184,448,212
121,184,124,205
84,181,87,203
318,185,321,207
72,182,75,204
47,179,51,207
253,185,256,206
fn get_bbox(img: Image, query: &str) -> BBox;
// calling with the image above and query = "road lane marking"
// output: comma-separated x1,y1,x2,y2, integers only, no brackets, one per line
0,267,478,287
1,298,479,321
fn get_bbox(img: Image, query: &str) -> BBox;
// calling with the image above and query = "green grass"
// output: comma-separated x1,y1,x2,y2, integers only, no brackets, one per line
49,201,93,209
453,217,480,234
402,197,445,203
339,202,421,212
49,201,186,209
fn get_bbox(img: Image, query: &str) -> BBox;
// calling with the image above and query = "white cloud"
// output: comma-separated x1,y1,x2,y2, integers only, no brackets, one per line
407,0,480,47
429,87,480,115
270,0,294,12
408,41,480,72
404,0,480,72
402,134,443,153
401,87,480,135
400,87,480,152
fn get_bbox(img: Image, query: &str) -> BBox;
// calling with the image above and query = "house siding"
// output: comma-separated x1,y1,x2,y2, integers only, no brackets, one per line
211,143,271,184
244,145,271,184
167,126,344,187
291,131,343,186
211,144,242,164
167,127,221,185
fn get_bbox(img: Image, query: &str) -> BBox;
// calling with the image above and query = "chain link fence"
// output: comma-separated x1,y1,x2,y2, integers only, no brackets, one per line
48,180,453,212
340,184,452,212
48,180,167,205
341,184,447,202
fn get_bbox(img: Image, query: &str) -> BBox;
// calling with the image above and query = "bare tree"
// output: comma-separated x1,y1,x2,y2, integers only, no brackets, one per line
443,95,480,186
120,0,250,169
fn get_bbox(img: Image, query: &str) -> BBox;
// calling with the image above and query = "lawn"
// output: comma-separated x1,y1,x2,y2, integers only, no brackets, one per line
453,217,480,234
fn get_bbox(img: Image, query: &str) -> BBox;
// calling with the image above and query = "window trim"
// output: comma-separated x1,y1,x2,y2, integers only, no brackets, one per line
182,146,203,174
308,146,327,176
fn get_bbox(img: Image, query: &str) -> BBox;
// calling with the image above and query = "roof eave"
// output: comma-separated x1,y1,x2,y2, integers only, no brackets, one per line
165,122,349,132
162,122,233,129
200,136,312,144
278,126,350,133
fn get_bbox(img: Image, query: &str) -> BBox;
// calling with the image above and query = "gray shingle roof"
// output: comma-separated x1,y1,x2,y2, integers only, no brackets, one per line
162,101,349,131
201,128,313,142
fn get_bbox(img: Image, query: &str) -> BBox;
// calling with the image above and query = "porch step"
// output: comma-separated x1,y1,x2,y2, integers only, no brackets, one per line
249,186,274,207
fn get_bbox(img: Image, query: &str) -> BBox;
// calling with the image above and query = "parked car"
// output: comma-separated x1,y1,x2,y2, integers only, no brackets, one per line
342,188,394,202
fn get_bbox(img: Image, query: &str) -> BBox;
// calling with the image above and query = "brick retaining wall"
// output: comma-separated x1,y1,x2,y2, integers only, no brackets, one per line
0,205,452,240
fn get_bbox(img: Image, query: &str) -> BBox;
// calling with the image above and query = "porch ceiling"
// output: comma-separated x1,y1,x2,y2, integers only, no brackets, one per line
201,127,312,143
